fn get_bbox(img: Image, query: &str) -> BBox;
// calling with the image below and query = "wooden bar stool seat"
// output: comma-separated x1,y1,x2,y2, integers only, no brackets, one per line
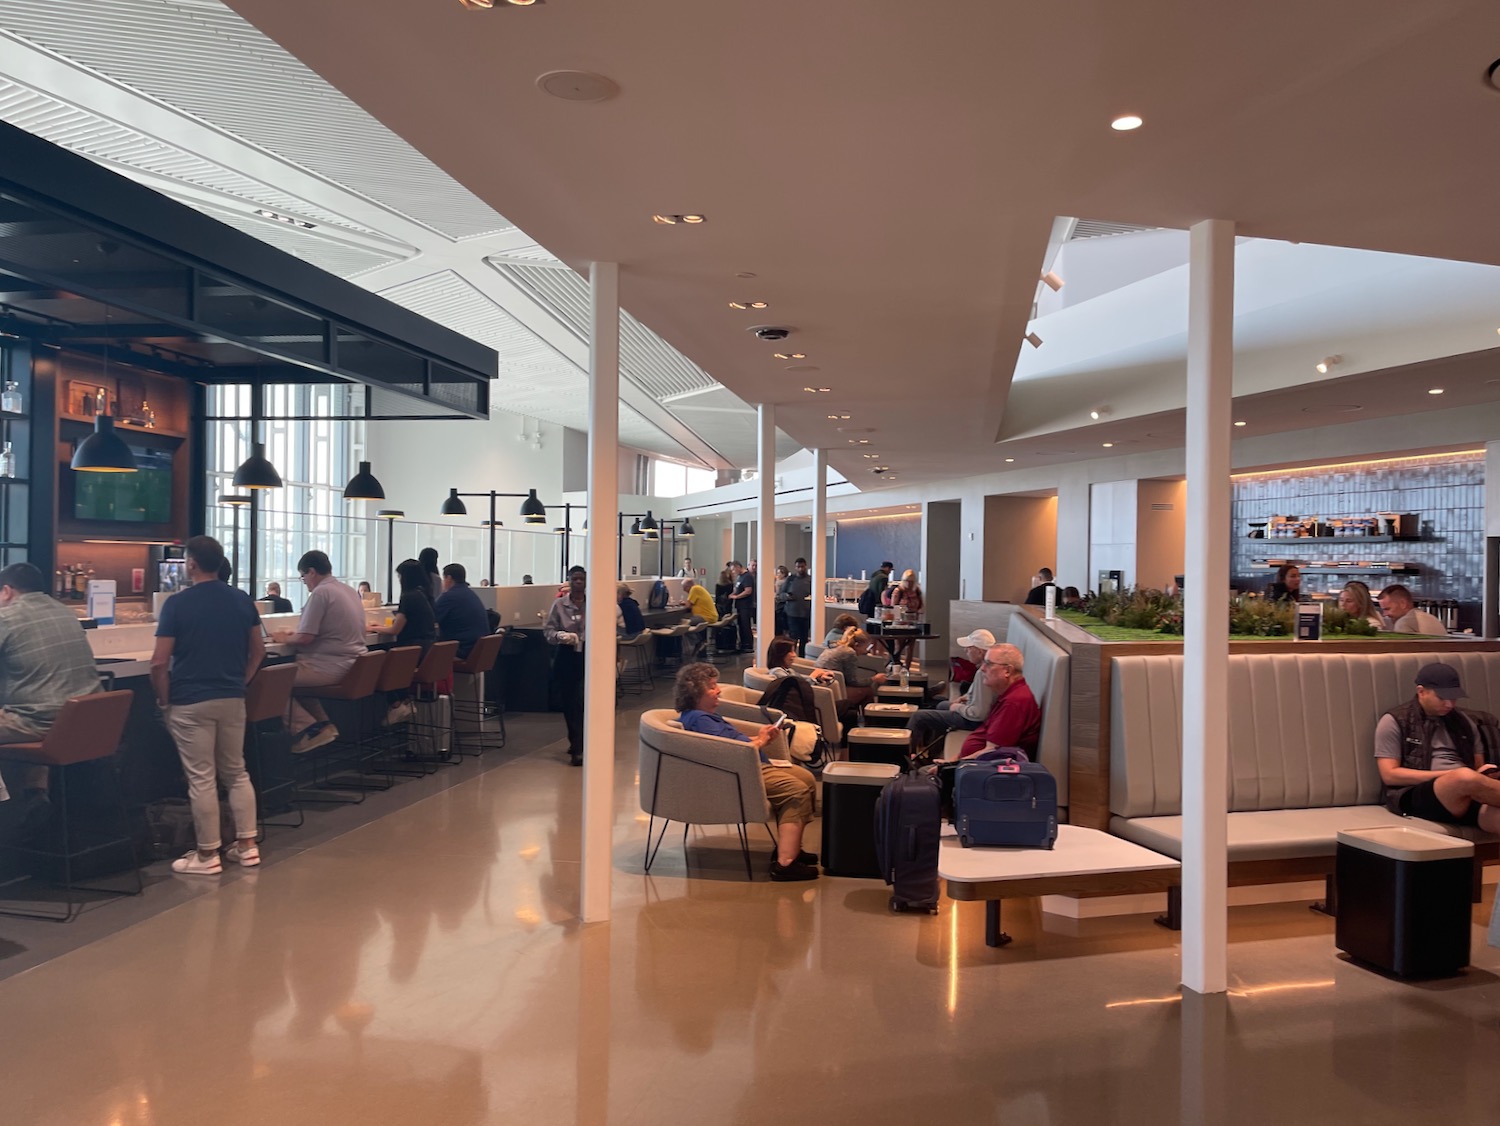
292,650,388,801
243,662,300,831
451,632,505,756
0,690,140,922
409,641,459,764
369,645,430,775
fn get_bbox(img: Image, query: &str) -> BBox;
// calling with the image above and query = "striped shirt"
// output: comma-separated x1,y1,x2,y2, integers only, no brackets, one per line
0,593,102,728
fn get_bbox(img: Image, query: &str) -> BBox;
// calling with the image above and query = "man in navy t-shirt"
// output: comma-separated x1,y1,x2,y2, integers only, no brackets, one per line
434,563,490,659
150,535,265,876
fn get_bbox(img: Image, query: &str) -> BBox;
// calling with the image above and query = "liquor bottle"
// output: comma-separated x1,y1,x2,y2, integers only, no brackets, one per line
1,380,20,414
0,441,13,479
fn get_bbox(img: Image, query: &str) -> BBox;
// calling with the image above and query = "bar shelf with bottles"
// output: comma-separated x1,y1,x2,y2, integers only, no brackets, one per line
1248,512,1424,540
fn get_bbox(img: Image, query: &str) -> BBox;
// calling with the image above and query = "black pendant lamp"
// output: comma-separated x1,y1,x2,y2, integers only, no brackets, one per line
679,519,696,537
629,518,643,537
71,412,137,473
233,441,283,489
343,460,385,501
441,488,467,516
639,510,659,533
519,488,546,524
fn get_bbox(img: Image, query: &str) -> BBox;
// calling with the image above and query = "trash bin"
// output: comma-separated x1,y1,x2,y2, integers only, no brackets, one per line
822,762,900,877
1335,826,1474,978
847,726,912,769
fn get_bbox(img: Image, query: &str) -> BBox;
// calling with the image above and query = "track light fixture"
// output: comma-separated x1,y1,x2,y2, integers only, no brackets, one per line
1041,270,1064,292
1316,355,1342,375
1090,407,1112,421
1025,331,1043,349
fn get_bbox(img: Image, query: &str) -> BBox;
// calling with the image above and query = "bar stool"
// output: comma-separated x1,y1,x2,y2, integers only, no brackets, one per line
292,650,388,802
368,645,426,775
0,690,139,922
617,631,654,694
649,621,692,672
452,632,506,755
683,618,710,663
243,662,301,832
410,640,459,765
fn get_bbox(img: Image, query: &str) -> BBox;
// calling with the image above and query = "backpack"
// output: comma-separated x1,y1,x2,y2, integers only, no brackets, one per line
648,580,669,610
759,677,831,769
857,586,878,618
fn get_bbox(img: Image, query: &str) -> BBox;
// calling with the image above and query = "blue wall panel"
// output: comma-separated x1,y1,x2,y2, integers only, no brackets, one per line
833,515,922,580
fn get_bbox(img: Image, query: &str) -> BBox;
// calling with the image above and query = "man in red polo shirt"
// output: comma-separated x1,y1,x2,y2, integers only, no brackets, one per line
960,643,1042,759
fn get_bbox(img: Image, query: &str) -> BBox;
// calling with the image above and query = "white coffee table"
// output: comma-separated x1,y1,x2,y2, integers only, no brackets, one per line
939,824,1179,947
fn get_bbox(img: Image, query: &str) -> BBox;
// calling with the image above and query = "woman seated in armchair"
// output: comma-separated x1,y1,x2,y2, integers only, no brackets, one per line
675,662,819,882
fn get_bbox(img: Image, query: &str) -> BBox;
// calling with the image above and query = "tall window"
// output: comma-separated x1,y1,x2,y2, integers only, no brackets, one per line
205,384,368,594
653,458,715,498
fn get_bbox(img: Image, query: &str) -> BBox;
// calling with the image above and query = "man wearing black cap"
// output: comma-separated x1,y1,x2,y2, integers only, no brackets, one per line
1374,662,1500,831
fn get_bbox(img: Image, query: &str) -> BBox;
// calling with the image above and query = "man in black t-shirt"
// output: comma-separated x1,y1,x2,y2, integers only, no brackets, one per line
728,561,757,653
151,535,265,876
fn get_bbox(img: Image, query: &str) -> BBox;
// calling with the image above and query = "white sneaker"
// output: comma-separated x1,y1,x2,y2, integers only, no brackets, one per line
225,841,260,867
171,850,223,875
382,700,416,727
291,723,338,753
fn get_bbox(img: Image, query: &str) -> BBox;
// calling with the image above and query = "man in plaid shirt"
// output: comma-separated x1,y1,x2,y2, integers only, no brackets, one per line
0,562,103,809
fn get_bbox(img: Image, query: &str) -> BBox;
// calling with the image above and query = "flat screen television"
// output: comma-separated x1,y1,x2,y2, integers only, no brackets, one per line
72,446,173,523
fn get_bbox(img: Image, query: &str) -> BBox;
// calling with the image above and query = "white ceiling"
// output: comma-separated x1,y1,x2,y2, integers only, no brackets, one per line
0,0,801,469
205,0,1500,488
4,0,1499,490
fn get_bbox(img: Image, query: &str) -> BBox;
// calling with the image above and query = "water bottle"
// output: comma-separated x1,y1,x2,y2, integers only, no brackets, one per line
900,665,909,690
0,441,13,479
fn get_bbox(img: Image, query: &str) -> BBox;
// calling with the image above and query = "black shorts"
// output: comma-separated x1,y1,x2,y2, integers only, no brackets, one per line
1398,777,1483,826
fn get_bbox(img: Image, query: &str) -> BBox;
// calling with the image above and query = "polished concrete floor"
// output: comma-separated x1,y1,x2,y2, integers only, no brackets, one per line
3,681,1500,1125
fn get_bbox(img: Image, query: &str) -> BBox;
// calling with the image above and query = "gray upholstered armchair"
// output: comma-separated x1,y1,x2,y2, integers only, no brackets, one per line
639,708,785,879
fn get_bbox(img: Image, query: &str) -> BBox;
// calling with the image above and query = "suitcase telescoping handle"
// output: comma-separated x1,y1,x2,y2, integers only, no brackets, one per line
998,763,1020,773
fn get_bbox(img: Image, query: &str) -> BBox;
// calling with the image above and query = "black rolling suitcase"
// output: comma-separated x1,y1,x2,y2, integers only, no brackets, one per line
874,772,942,913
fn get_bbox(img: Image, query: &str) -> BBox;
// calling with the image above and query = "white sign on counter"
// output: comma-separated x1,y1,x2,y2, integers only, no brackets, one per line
87,579,116,626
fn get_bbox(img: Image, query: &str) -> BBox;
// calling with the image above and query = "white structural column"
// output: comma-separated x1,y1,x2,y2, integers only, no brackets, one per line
581,260,620,924
811,448,828,641
1181,219,1235,994
757,404,777,662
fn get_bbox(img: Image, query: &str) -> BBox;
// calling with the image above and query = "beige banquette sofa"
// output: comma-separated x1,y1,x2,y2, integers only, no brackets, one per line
1108,649,1500,883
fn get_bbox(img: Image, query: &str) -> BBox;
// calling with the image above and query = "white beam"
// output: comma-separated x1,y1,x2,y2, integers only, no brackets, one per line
811,448,828,645
757,404,777,663
581,260,619,924
1181,218,1235,995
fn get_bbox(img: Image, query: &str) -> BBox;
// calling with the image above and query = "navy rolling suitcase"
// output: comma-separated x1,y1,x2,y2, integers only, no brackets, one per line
954,760,1058,849
874,773,942,913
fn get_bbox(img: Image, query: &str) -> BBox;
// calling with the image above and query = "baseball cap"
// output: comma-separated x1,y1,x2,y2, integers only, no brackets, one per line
957,628,997,649
1415,662,1466,701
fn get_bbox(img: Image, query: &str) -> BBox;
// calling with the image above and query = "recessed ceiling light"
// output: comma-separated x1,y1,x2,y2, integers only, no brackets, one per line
729,300,768,310
680,215,705,223
736,271,757,279
775,352,807,360
827,413,851,420
652,214,678,225
1234,420,1247,427
535,69,618,101
1111,114,1144,131
1004,458,1015,463
1428,387,1445,395
802,386,831,394
1102,442,1114,448
1315,355,1342,374
458,0,495,7
848,439,870,444
862,453,879,458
